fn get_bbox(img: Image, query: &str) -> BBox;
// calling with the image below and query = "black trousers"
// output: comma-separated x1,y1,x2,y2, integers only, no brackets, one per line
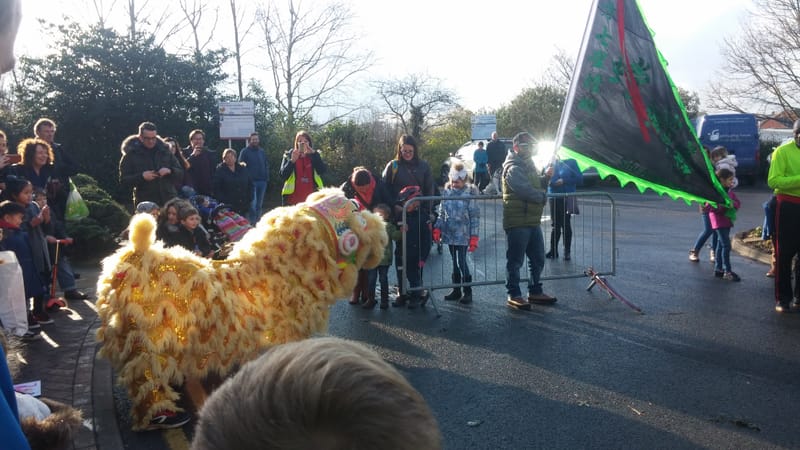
774,197,800,304
548,197,572,252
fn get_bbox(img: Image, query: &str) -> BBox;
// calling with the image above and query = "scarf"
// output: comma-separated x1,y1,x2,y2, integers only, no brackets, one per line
352,172,375,208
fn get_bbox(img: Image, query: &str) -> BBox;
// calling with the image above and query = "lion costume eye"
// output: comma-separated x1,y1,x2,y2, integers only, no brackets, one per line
355,214,367,230
338,230,359,256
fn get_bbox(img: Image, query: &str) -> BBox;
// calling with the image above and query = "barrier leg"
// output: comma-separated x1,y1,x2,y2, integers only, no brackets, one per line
585,267,642,314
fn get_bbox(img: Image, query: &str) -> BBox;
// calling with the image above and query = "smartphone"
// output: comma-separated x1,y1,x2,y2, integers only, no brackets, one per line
5,153,21,164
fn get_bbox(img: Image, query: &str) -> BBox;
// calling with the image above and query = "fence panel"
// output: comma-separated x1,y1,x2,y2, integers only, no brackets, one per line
397,191,616,296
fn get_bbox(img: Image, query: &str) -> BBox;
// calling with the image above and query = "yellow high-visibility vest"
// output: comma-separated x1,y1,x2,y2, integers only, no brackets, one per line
281,170,324,195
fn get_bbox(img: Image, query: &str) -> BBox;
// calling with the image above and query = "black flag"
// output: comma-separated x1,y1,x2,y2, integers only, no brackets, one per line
556,0,729,206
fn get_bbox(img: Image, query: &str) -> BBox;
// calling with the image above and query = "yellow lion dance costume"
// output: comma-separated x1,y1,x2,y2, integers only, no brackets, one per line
96,189,387,430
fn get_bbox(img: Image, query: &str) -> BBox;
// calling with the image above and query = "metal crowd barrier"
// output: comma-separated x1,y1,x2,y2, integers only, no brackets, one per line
397,191,617,301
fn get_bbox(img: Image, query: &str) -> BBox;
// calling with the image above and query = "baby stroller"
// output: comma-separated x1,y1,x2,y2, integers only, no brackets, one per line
189,194,253,258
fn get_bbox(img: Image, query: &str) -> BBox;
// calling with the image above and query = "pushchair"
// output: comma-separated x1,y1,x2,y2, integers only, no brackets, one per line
189,194,253,258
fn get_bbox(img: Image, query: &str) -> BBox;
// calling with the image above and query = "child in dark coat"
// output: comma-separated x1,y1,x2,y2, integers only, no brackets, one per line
367,204,401,309
0,201,48,329
168,206,213,258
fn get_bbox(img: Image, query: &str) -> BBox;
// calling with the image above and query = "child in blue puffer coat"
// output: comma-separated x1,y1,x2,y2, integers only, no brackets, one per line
433,162,480,304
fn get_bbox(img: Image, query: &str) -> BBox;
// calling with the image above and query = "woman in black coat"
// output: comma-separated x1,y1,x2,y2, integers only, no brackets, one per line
212,148,253,219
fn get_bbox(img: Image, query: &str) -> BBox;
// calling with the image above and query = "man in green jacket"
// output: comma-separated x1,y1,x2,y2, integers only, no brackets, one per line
767,119,800,313
502,132,557,310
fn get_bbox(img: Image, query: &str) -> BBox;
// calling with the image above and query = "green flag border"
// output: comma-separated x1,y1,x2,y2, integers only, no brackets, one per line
560,146,725,207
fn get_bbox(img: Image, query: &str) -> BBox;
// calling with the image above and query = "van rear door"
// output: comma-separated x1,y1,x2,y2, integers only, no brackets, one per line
696,114,760,182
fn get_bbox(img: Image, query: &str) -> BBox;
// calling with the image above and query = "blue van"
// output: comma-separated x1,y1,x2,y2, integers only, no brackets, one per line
694,113,760,184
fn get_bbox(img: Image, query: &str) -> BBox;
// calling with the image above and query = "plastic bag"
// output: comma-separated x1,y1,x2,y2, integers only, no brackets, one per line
0,251,29,336
65,180,89,221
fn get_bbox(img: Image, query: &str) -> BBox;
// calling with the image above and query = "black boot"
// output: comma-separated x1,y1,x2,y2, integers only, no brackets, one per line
380,290,389,309
407,292,421,309
459,275,473,304
419,266,429,307
564,248,571,261
392,266,405,307
444,273,462,301
392,291,408,307
362,291,377,309
545,231,559,259
32,295,52,324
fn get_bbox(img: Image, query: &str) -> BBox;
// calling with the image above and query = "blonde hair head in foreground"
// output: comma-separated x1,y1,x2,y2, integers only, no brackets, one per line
191,337,442,450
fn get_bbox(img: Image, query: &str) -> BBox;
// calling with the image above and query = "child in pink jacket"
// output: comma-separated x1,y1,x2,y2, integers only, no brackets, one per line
705,168,741,281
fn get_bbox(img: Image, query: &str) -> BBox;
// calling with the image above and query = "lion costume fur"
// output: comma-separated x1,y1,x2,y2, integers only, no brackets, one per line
95,189,388,430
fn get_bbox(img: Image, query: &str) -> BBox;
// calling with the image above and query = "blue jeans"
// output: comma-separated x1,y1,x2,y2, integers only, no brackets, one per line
692,211,717,252
248,180,268,224
505,226,545,298
713,227,732,273
367,265,390,296
54,251,77,292
448,245,470,277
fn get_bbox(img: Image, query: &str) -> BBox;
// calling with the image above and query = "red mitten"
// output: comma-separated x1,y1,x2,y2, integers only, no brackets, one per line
468,235,479,252
432,228,441,243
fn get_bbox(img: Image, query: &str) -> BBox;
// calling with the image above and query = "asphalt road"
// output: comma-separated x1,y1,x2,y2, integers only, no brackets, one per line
119,183,800,449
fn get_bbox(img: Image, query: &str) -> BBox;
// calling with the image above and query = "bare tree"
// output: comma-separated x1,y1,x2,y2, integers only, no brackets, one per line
127,0,139,39
178,0,219,55
542,47,575,92
708,0,800,116
257,0,373,136
122,0,179,44
229,0,257,100
374,73,458,143
91,0,119,28
677,87,701,119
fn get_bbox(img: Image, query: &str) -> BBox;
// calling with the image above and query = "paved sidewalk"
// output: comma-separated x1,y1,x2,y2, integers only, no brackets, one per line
13,260,122,450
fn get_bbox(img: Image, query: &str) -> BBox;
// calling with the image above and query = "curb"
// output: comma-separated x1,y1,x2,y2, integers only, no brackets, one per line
92,337,124,450
71,261,124,450
731,235,771,266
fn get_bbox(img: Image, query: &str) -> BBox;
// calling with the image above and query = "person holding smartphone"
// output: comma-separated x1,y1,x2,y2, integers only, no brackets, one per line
0,130,18,189
279,130,327,206
182,129,216,196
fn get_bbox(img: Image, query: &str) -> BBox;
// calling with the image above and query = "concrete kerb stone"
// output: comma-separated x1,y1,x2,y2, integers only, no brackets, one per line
731,233,771,266
66,260,124,450
92,346,123,450
73,260,124,450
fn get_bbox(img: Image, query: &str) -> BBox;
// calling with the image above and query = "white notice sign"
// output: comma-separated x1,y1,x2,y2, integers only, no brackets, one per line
220,115,256,140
